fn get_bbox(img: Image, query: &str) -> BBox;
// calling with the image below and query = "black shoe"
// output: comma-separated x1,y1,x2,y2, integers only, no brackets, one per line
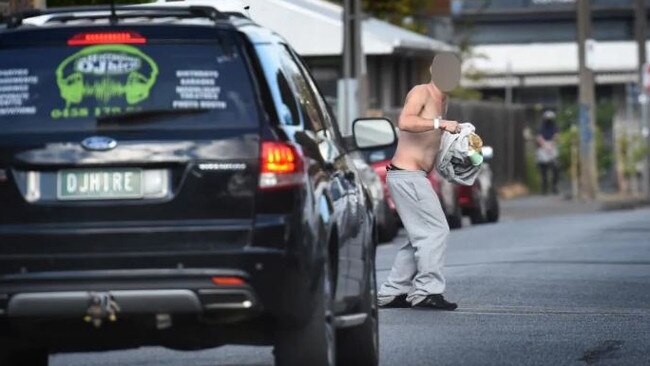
379,294,411,308
412,294,457,311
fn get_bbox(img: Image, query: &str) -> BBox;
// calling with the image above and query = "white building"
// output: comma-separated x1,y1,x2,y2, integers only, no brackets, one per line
152,0,455,114
452,0,649,108
244,0,455,113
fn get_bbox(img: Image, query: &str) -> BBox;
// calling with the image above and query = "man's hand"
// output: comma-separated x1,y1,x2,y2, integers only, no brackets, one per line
440,120,460,134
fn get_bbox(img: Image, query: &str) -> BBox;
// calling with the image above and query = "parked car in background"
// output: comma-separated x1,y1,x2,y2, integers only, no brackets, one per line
457,147,500,224
360,144,463,230
0,6,394,365
429,170,463,229
351,153,398,242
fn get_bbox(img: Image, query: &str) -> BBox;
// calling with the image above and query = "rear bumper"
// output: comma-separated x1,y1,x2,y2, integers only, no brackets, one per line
0,249,321,351
2,269,257,318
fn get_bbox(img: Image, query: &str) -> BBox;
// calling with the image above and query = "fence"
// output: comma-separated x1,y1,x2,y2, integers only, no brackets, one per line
382,100,528,187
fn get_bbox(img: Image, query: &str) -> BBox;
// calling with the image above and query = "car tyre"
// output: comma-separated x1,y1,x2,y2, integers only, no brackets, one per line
469,199,487,225
336,241,379,366
485,188,500,223
274,257,336,366
447,213,462,229
446,195,463,229
0,348,49,366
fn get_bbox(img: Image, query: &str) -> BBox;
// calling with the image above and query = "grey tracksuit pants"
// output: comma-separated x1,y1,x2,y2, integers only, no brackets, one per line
378,170,450,305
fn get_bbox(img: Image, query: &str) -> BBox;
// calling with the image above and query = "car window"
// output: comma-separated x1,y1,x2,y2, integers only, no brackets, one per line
0,33,259,134
285,46,346,147
254,44,301,126
277,45,324,132
275,71,301,127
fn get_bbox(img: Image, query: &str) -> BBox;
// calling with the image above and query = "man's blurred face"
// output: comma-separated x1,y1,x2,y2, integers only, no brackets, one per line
430,52,461,93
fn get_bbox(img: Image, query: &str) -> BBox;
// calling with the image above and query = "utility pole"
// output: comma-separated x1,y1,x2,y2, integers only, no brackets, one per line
636,0,647,84
636,0,649,198
505,60,513,106
576,0,598,200
340,0,367,136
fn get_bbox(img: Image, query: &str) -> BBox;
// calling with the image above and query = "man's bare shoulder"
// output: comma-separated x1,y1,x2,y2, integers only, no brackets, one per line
408,84,430,95
410,84,442,99
405,84,430,102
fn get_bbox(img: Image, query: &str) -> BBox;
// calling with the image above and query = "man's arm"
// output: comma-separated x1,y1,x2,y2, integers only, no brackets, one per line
398,86,436,133
398,86,460,133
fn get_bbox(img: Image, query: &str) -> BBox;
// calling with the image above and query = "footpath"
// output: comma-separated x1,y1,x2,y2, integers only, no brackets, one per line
500,193,650,222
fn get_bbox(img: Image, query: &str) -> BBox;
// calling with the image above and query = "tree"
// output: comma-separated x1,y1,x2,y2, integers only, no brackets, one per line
330,0,484,100
327,0,439,34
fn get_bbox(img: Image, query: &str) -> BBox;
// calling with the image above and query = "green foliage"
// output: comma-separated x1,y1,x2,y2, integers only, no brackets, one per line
595,127,612,177
556,103,613,178
327,0,457,34
360,0,434,34
328,0,483,100
448,87,482,101
525,150,542,193
557,125,578,174
617,133,649,176
48,0,148,7
556,104,578,131
595,99,615,131
327,0,434,34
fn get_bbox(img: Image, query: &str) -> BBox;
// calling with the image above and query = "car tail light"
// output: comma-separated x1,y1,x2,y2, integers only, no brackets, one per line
68,32,147,46
259,141,305,190
211,276,246,286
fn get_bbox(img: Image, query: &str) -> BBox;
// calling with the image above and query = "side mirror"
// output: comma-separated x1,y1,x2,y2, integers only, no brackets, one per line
353,118,396,150
482,146,494,160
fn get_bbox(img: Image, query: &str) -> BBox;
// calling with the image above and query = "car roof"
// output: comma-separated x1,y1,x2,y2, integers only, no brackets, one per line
142,0,286,44
1,1,288,46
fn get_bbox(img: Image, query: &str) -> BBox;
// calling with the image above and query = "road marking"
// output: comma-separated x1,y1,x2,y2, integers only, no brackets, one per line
445,305,650,316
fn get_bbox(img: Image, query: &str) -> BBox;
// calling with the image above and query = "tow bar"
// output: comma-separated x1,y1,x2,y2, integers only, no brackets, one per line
83,292,120,328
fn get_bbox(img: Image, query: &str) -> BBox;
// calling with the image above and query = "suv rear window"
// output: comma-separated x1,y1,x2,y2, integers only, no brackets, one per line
0,31,259,134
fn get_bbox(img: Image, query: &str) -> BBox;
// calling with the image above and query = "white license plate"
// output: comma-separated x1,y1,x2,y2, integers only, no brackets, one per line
57,168,143,200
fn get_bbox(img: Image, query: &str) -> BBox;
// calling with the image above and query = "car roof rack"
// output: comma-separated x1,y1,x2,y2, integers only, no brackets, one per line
5,5,228,29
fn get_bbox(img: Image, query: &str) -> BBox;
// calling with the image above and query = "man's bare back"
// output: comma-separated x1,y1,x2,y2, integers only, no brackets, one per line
392,83,460,172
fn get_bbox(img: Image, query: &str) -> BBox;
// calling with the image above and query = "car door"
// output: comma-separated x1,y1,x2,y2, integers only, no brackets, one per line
276,44,370,303
253,42,356,304
285,47,371,302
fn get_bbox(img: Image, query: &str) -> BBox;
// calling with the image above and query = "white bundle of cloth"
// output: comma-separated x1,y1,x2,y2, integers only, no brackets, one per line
436,122,482,186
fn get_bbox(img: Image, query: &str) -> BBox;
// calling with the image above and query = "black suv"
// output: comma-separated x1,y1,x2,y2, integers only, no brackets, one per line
0,6,396,366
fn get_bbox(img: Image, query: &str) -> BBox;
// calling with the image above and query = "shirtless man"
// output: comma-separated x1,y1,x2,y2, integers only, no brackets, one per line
378,53,461,310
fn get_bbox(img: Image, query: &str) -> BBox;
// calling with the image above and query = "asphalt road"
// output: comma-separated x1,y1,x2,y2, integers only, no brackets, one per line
51,203,650,366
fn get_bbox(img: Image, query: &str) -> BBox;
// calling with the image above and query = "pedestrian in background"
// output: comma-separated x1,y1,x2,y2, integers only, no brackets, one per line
536,110,559,195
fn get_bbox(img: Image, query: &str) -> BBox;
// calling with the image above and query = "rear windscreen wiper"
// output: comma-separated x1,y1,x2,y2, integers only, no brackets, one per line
96,108,210,128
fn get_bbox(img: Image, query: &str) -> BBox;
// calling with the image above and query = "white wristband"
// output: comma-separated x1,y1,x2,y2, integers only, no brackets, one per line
433,117,442,130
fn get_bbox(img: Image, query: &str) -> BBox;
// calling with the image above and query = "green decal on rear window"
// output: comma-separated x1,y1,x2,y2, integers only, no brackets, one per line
53,45,158,118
